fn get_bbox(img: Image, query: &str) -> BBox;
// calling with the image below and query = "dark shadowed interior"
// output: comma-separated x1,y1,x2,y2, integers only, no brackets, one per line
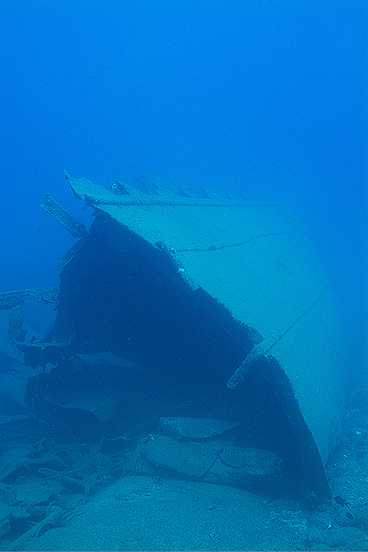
23,214,331,503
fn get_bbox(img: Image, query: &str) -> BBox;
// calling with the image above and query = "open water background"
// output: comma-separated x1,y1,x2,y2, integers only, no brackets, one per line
0,1,367,382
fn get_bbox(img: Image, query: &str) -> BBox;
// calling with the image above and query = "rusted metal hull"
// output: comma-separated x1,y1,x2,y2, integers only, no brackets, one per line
18,172,346,502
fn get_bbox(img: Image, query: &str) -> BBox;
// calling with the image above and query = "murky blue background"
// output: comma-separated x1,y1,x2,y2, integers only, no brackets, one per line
1,1,367,377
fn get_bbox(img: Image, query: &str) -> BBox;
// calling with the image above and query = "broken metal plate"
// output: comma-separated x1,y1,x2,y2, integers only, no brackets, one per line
138,434,282,485
159,417,239,439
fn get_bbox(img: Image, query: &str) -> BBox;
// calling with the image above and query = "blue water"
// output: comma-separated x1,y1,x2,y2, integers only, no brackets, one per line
1,2,367,372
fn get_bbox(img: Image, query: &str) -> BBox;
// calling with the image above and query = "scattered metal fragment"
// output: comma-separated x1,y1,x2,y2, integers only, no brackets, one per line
41,194,86,238
0,288,58,311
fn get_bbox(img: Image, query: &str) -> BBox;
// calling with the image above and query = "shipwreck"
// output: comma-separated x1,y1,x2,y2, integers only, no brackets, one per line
3,171,346,505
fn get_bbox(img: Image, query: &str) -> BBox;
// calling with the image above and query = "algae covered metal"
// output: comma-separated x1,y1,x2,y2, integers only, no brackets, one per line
18,172,346,502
